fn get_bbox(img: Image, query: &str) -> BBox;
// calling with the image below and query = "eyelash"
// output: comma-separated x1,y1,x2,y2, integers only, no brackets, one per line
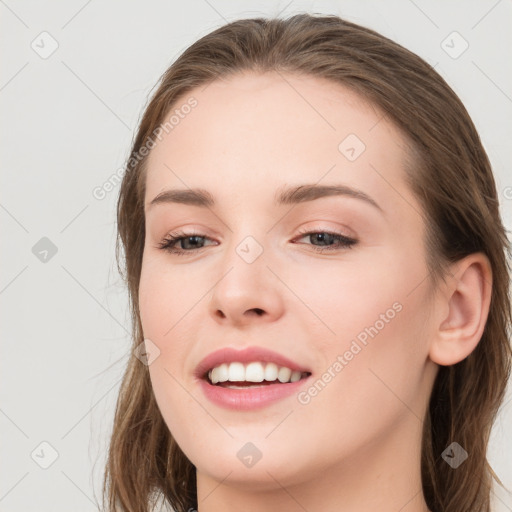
157,227,357,256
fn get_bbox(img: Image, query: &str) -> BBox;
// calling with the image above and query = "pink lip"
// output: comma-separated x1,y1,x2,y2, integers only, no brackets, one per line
199,377,310,410
194,346,311,379
194,346,312,411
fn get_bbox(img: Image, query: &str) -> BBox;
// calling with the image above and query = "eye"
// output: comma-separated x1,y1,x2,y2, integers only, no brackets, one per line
292,228,357,253
157,228,358,256
157,230,216,256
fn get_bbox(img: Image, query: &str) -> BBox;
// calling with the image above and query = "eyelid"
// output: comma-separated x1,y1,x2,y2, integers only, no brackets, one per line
292,227,357,251
157,224,358,256
293,222,356,239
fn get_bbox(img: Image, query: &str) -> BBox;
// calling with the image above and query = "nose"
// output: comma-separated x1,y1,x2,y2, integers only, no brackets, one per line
208,248,285,327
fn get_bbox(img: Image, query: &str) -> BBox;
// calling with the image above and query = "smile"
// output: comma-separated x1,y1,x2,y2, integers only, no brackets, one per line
207,361,310,387
196,346,312,410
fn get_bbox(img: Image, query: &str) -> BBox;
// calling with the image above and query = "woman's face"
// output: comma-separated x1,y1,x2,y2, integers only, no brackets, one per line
139,72,439,491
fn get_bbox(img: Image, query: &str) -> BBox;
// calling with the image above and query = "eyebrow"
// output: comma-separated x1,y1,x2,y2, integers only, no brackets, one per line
148,184,382,212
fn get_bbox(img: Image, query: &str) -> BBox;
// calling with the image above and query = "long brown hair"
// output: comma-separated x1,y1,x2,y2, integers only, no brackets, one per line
103,13,512,512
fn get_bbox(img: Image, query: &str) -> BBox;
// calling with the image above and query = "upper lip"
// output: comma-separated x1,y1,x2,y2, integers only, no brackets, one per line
194,346,312,380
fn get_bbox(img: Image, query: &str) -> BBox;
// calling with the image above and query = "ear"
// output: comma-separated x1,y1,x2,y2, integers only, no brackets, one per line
429,252,492,366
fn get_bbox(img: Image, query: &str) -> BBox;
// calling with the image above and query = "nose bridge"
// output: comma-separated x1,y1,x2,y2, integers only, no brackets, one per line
208,227,284,324
214,232,268,300
219,212,271,272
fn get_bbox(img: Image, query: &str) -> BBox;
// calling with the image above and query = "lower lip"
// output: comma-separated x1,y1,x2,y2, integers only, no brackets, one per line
198,377,310,410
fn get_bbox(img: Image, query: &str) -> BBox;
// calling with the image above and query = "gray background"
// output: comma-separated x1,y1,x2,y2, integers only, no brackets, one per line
1,1,511,510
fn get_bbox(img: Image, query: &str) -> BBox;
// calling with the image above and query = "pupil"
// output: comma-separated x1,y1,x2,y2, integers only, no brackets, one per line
314,233,332,245
184,236,202,249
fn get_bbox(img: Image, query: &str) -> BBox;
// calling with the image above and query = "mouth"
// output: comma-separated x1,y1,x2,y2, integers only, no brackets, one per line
195,346,312,409
204,361,311,389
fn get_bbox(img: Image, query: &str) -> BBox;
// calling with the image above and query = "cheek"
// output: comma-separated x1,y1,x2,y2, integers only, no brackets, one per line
315,281,430,426
138,259,202,456
138,253,198,343
295,245,430,410
290,292,430,464
138,252,207,416
284,251,411,348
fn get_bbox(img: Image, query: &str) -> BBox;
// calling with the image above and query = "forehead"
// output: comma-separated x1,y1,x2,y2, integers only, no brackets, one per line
144,71,412,210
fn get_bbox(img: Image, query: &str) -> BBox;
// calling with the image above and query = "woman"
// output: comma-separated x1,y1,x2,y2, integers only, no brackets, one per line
103,13,511,512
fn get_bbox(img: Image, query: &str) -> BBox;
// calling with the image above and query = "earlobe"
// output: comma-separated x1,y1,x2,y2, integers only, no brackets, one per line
429,253,492,366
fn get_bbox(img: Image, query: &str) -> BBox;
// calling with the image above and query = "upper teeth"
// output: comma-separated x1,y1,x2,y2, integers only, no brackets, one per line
208,361,305,384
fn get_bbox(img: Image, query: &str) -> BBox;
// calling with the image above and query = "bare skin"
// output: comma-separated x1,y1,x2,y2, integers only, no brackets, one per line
138,71,492,512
